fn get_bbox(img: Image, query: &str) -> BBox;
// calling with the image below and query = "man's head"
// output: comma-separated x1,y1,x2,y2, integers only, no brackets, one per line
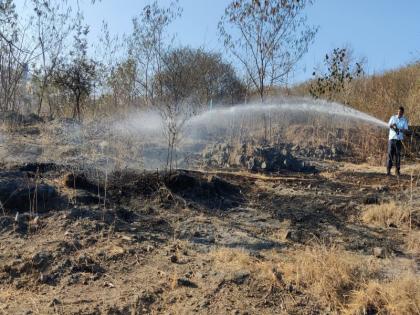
398,106,404,118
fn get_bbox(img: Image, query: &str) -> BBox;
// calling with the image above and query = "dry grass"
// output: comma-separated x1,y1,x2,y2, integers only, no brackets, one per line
280,244,420,314
211,244,419,313
346,273,420,315
210,247,255,273
362,201,411,229
280,244,380,311
291,62,420,125
210,247,282,287
405,230,420,255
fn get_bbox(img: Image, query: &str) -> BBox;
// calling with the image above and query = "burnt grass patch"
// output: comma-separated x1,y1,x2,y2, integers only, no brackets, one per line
63,172,102,194
0,170,62,213
107,169,162,199
0,158,418,314
164,170,244,211
83,168,245,212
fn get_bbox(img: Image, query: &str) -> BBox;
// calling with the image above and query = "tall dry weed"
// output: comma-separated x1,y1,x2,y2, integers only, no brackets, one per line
362,201,412,229
346,273,420,315
280,244,380,311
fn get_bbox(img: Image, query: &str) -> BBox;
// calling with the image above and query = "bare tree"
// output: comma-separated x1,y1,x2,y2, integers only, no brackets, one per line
53,12,96,120
159,100,191,173
153,45,246,171
154,48,190,172
95,21,122,92
218,0,317,102
31,0,73,117
92,21,124,115
128,0,182,107
107,58,137,111
0,0,39,112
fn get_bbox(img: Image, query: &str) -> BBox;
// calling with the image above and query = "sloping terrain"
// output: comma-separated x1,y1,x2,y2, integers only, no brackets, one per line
0,160,419,314
0,115,418,314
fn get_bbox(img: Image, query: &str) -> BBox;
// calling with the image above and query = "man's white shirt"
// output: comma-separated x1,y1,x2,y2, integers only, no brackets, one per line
388,115,408,140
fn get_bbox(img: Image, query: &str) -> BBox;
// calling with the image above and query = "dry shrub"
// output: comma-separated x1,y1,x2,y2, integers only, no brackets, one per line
210,247,254,273
211,246,419,314
405,230,420,255
362,201,411,228
291,62,420,125
346,273,420,315
210,248,280,286
280,244,380,311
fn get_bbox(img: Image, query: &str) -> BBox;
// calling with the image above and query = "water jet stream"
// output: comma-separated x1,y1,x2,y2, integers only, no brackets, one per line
187,99,388,129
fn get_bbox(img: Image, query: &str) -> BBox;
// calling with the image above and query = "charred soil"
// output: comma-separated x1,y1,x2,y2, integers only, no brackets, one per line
0,160,419,314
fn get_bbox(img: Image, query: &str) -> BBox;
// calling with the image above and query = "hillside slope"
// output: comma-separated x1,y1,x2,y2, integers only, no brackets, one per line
290,62,420,124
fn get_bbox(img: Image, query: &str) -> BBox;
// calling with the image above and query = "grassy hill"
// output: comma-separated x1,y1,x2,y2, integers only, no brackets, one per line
290,62,420,125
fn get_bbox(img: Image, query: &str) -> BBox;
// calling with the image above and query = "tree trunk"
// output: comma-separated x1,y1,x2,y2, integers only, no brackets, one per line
74,92,81,120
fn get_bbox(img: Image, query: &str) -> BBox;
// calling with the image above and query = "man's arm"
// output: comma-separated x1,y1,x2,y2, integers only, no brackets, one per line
388,116,397,130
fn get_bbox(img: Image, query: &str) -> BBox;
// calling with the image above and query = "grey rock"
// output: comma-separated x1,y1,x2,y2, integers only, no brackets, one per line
225,270,250,285
177,277,198,288
364,195,379,205
32,251,53,271
247,158,256,171
284,230,302,242
373,247,386,258
292,144,300,151
50,298,61,307
170,255,178,263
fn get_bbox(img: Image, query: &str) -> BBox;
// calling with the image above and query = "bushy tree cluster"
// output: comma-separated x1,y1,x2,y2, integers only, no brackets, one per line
310,48,364,103
0,0,317,121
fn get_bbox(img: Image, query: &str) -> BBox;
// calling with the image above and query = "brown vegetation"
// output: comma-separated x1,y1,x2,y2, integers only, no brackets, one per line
282,244,419,315
292,62,420,124
210,243,420,315
362,201,412,228
347,274,420,315
1,1,419,314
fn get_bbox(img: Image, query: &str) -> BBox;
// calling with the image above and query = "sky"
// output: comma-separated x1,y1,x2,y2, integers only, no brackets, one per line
17,0,420,84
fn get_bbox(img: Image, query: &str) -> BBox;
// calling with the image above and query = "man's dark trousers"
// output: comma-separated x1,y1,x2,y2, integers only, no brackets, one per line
387,139,402,173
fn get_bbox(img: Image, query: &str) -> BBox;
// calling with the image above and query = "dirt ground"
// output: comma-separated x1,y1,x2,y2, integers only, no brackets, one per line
0,158,419,314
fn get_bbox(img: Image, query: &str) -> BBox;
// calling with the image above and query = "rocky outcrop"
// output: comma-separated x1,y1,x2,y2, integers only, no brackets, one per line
291,143,347,160
202,143,317,173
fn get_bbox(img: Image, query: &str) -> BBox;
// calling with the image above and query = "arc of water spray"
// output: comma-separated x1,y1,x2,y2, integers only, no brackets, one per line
187,99,388,128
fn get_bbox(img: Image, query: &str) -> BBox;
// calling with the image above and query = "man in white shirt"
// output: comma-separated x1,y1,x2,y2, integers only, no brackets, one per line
387,106,409,176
